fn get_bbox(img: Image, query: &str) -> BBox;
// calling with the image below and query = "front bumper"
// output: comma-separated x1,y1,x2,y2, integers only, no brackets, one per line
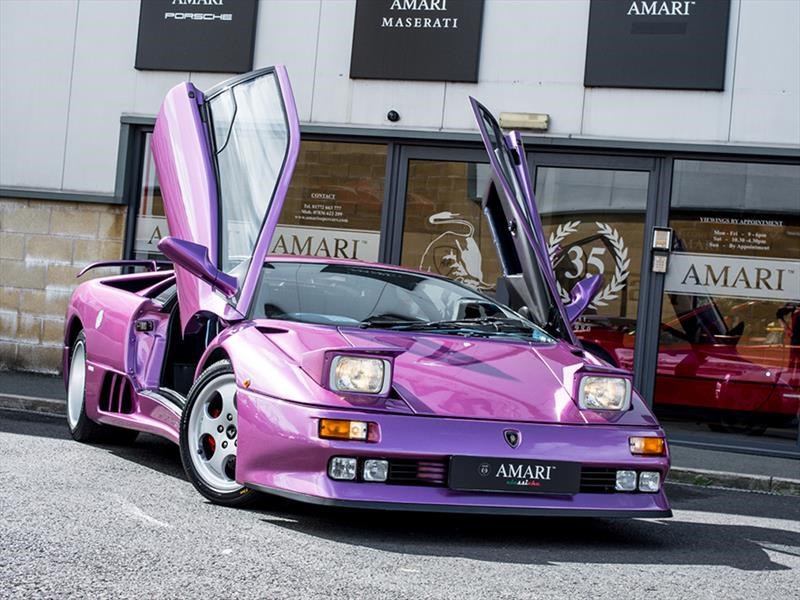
236,389,672,518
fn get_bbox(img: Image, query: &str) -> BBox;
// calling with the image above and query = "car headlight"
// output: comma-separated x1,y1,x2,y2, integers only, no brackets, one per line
329,356,391,395
578,376,631,411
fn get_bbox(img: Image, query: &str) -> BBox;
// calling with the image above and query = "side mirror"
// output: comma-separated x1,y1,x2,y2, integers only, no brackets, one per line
565,275,603,323
158,237,238,298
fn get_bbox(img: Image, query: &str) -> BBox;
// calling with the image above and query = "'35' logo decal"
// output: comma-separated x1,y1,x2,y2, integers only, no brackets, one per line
547,221,630,308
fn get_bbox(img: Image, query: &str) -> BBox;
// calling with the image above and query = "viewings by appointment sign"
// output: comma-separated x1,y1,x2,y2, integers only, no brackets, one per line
665,253,800,302
584,0,731,90
350,0,485,82
135,0,259,73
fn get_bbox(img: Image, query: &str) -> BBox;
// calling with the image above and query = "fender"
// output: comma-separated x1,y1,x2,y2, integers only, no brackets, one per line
194,324,413,414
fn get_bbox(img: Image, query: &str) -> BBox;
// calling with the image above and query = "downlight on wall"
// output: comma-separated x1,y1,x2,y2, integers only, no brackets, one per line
499,112,550,132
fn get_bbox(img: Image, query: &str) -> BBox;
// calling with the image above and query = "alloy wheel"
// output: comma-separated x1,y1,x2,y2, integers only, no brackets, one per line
186,373,241,493
66,340,86,431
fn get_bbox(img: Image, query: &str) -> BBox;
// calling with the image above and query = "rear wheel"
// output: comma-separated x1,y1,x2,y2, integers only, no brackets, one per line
66,331,138,444
179,360,256,507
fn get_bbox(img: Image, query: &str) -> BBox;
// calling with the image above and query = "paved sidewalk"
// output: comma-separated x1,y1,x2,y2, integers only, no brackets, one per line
1,369,797,496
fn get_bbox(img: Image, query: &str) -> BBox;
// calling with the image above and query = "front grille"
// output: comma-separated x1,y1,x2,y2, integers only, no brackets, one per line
384,460,620,493
579,467,617,493
387,458,448,486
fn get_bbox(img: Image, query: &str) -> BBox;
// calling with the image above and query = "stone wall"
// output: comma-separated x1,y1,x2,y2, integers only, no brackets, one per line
0,198,126,374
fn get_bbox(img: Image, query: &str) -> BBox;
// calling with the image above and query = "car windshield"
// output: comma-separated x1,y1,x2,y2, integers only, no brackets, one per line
251,262,554,342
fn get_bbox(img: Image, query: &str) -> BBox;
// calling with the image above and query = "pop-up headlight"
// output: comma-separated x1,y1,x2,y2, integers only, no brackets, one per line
329,355,391,395
578,376,631,411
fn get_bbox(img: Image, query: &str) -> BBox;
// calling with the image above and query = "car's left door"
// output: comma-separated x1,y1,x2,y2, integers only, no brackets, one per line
469,98,575,343
152,66,301,332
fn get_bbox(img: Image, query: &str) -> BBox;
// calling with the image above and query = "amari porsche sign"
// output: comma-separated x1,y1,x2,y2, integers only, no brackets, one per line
135,0,259,73
584,0,731,90
350,0,485,82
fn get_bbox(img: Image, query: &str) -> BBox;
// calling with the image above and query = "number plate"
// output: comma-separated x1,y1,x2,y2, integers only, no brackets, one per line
448,456,581,495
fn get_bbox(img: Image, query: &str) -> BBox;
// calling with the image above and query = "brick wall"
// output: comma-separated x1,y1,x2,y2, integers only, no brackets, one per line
0,198,126,374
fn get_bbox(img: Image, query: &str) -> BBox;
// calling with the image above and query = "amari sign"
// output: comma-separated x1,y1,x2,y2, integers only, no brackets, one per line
665,253,800,302
135,0,259,73
350,0,485,82
584,0,731,90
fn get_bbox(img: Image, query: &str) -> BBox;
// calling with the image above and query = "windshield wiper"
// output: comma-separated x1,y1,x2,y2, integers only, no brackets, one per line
424,317,536,334
359,318,427,329
360,316,535,334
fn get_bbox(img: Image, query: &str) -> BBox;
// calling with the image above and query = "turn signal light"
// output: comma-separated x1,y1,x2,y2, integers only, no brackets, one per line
319,419,379,442
629,436,666,455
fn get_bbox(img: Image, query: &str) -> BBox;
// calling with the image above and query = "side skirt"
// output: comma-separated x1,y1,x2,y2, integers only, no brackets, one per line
92,389,185,445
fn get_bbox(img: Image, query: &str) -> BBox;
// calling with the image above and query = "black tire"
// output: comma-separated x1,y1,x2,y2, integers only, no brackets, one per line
66,331,138,444
179,360,257,508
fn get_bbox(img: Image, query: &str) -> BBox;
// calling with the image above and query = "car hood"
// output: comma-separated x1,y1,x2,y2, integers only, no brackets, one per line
261,321,657,427
344,329,588,424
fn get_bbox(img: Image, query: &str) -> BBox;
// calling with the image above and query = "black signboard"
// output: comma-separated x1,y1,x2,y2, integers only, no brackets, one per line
135,0,259,73
350,0,485,82
584,0,731,90
448,456,581,495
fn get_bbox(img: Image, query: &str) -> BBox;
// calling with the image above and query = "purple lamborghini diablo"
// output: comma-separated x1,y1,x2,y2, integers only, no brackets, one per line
63,66,671,517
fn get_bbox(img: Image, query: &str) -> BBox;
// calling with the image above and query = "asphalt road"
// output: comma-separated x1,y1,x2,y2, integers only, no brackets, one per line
1,410,799,600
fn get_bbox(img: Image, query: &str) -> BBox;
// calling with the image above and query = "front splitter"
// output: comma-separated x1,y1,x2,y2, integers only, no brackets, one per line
246,481,673,518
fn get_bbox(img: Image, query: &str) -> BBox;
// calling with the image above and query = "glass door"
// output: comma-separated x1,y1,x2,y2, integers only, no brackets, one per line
392,148,664,405
529,153,661,398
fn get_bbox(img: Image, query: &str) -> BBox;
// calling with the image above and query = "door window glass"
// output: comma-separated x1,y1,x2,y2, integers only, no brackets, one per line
208,72,289,272
535,167,650,368
268,141,386,261
656,160,800,451
400,160,501,292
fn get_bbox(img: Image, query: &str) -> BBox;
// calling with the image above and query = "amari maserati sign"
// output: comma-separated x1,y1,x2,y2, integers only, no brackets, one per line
584,0,731,90
350,0,485,82
135,0,259,73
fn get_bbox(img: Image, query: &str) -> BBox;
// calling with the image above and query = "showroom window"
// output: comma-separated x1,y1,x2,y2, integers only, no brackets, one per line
656,160,800,450
268,140,386,262
132,137,387,262
535,167,649,322
132,132,163,260
533,165,651,370
400,159,502,292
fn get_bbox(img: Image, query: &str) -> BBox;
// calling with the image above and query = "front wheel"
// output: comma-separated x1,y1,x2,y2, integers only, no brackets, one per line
179,360,256,507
